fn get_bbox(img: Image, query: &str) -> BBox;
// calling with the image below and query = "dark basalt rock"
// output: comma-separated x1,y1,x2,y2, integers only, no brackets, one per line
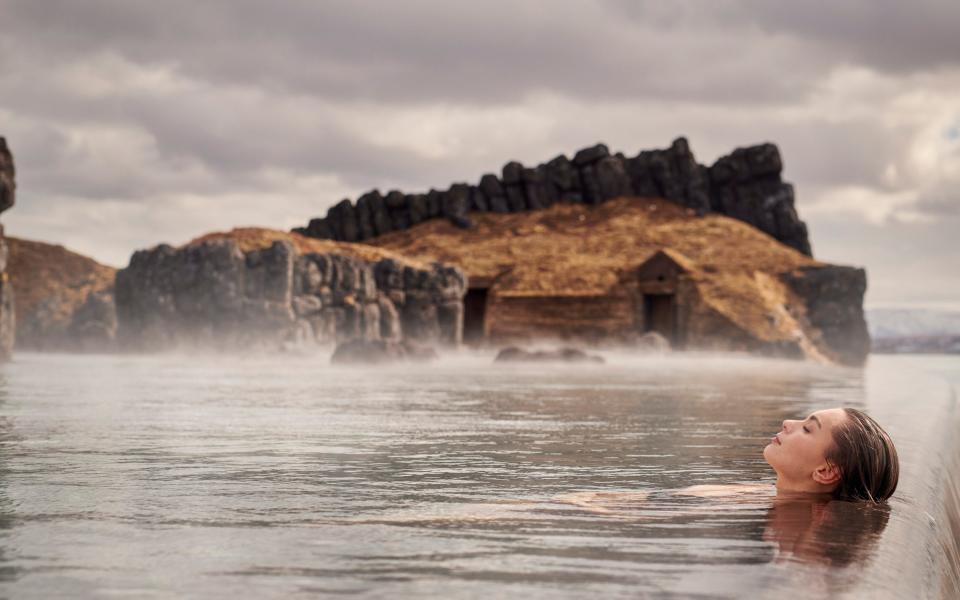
572,143,610,167
425,189,443,219
115,238,467,351
369,191,392,236
494,346,605,364
594,156,633,202
623,137,710,214
780,265,869,366
406,192,428,226
443,183,472,228
329,199,359,242
522,167,548,210
299,217,333,240
502,161,524,185
709,143,810,255
0,138,15,360
0,138,14,214
667,137,711,214
373,258,404,290
469,186,489,212
502,162,526,212
479,174,509,213
579,163,603,205
544,154,581,203
355,191,376,240
294,137,811,256
330,338,438,365
385,190,410,231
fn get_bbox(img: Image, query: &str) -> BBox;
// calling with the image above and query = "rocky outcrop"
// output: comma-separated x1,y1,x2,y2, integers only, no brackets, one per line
6,237,117,352
114,230,466,352
494,346,605,364
708,143,810,255
0,137,16,360
369,197,869,366
295,138,811,256
330,339,438,365
780,266,870,366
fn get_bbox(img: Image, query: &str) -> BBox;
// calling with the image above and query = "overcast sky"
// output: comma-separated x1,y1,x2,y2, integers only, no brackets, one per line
1,0,958,308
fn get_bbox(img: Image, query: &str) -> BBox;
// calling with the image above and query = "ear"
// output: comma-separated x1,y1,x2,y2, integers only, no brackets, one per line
812,462,841,486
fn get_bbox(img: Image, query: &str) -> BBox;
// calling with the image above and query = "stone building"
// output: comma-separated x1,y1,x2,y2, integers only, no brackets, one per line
368,196,870,366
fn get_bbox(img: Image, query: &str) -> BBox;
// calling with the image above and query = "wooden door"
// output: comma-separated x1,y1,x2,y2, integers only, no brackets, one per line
644,294,675,341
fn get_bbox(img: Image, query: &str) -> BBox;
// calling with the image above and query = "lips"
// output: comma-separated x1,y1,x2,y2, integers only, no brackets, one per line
772,434,782,445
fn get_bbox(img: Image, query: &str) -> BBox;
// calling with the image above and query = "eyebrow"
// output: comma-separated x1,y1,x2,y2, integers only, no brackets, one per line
807,415,822,430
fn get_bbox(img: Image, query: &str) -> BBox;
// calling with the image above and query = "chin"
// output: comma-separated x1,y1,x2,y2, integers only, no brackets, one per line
762,443,775,466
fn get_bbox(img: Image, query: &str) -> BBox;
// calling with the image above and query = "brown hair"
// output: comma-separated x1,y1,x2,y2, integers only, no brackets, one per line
826,408,899,502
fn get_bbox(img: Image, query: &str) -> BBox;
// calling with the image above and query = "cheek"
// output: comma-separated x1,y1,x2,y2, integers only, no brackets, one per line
764,439,816,474
784,439,826,469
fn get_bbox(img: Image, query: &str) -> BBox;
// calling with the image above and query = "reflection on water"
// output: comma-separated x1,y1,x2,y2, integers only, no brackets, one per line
0,351,955,598
764,495,890,567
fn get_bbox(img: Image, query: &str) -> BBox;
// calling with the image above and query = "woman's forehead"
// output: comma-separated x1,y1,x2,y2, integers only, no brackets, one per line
810,408,847,427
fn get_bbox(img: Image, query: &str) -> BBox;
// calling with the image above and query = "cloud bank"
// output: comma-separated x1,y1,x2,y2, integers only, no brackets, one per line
1,0,958,306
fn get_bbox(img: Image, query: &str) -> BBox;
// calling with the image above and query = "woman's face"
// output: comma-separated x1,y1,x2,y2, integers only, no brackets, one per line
763,408,849,485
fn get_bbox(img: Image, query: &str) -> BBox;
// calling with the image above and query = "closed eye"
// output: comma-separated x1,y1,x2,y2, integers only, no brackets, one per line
803,426,810,433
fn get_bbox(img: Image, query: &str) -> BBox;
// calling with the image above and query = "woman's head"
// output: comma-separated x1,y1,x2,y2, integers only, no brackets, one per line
763,407,899,502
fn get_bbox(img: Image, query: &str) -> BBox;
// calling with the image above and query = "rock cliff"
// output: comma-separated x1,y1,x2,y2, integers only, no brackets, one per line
0,137,16,359
294,138,811,256
114,228,465,351
5,237,117,352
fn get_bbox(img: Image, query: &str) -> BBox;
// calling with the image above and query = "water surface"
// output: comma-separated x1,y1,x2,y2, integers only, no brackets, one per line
0,352,956,598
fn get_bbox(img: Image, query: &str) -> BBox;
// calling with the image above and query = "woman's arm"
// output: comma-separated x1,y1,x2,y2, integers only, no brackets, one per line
673,483,774,498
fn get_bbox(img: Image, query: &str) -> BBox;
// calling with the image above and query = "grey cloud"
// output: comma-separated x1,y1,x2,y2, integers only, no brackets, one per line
913,183,960,218
809,213,960,305
609,0,960,75
0,72,472,201
0,0,834,107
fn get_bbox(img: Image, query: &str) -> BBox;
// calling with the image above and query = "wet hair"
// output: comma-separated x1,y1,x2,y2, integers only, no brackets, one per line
825,408,899,502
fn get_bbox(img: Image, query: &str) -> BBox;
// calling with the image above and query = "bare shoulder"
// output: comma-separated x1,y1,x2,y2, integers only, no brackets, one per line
553,491,651,513
673,483,775,498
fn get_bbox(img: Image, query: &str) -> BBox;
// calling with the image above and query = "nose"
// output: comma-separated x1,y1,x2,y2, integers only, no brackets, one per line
781,419,793,432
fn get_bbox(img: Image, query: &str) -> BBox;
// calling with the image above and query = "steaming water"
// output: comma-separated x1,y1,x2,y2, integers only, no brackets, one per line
0,351,957,599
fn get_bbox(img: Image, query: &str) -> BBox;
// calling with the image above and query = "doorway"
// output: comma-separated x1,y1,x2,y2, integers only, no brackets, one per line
463,288,488,344
643,293,675,341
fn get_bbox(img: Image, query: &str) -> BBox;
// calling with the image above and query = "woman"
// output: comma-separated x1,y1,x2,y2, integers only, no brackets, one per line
562,406,900,511
762,407,899,502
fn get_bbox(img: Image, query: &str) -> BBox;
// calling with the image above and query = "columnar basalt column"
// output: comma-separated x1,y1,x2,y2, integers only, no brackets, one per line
293,137,812,256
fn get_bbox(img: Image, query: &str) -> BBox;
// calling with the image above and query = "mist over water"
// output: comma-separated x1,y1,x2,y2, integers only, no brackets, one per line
0,351,956,598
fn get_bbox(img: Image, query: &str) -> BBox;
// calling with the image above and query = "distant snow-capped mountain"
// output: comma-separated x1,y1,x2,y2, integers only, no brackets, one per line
867,308,960,354
867,308,960,339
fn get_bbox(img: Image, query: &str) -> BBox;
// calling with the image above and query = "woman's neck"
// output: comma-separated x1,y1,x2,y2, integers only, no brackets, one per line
775,475,836,497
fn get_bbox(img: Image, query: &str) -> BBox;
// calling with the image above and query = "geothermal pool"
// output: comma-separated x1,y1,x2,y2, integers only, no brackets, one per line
0,352,957,599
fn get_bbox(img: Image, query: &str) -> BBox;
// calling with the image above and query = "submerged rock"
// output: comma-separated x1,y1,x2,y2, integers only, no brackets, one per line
330,338,438,365
494,346,605,364
634,331,671,352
